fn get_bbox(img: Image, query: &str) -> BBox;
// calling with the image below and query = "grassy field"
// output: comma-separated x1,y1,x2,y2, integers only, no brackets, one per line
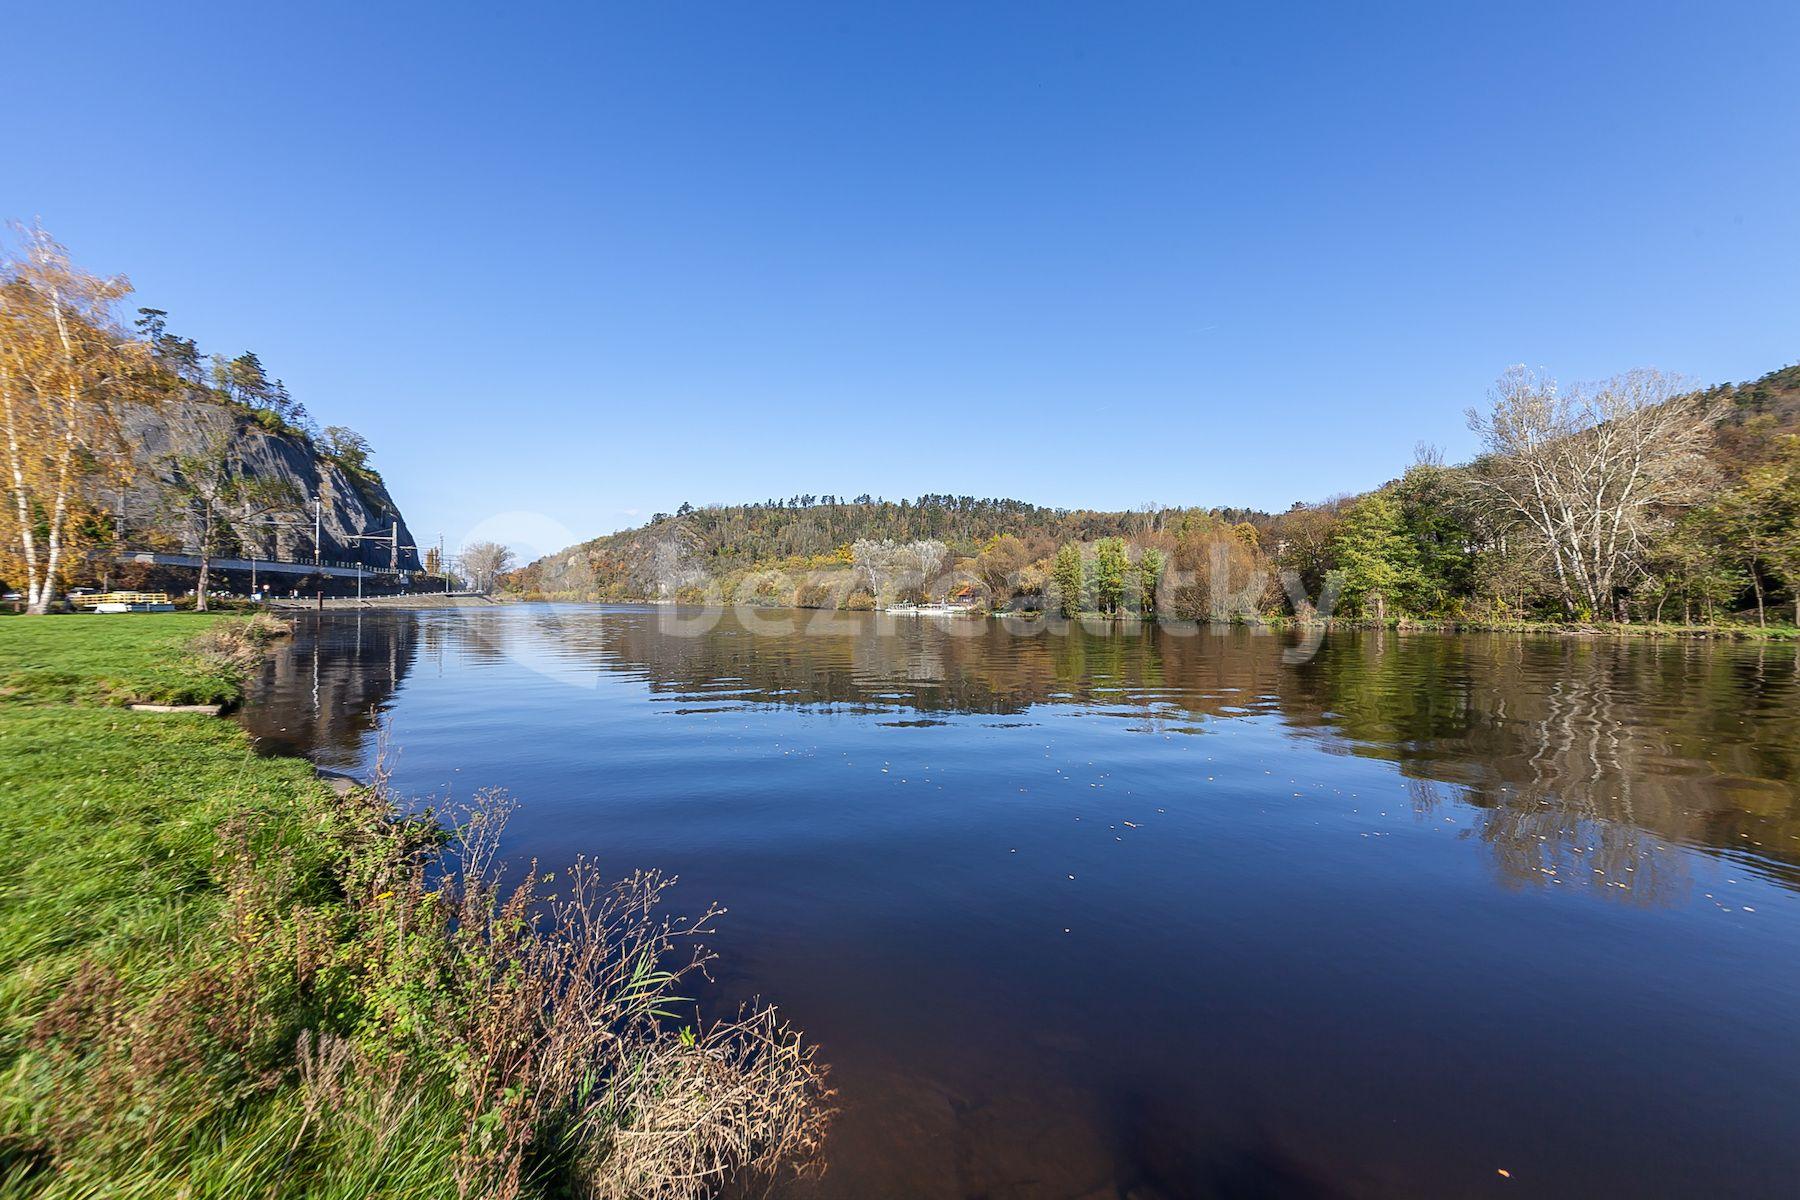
0,614,826,1199
0,613,253,706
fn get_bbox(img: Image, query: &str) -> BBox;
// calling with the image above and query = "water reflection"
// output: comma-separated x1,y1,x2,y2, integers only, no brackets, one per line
237,607,1800,1198
246,611,420,768
445,609,1799,898
244,609,1800,902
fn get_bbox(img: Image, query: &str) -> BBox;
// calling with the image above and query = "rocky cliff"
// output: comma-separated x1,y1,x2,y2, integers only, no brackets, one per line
522,520,710,599
112,393,423,572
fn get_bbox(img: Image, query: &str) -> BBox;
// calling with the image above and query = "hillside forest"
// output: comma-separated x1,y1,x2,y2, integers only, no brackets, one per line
513,364,1800,629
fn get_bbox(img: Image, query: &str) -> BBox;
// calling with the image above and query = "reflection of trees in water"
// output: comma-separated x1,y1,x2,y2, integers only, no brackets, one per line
1299,635,1800,902
585,614,1800,900
587,614,1284,723
241,612,421,767
258,610,1800,902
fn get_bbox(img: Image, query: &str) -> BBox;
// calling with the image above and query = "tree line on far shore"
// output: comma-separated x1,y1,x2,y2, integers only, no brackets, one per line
517,361,1800,628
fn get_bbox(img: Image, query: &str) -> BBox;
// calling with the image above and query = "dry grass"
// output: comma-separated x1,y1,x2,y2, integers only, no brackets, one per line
187,611,290,677
340,764,834,1200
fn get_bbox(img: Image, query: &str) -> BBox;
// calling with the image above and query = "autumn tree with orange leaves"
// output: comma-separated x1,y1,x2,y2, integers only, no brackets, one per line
0,224,149,612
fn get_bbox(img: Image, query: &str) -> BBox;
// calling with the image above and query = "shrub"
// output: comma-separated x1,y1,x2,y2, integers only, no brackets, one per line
14,779,830,1199
793,580,836,609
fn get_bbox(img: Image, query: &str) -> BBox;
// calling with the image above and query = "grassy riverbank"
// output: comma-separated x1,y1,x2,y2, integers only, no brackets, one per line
0,614,825,1199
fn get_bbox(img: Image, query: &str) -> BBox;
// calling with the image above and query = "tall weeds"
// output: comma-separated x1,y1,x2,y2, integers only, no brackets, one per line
8,759,829,1198
187,611,290,679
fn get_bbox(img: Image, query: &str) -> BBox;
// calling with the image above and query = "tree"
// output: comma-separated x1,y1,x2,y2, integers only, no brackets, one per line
135,307,200,383
1710,436,1800,626
1329,493,1423,621
1271,503,1341,605
851,538,945,604
1468,367,1718,619
1169,526,1269,620
0,224,146,613
1137,546,1166,616
1392,461,1477,615
267,378,307,429
134,307,167,343
1092,537,1130,614
321,425,373,473
974,534,1028,604
161,430,301,611
226,351,271,407
1645,516,1742,625
1051,542,1085,617
462,541,515,594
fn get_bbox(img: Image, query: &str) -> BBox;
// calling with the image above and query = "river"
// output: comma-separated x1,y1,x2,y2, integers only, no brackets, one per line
240,604,1800,1199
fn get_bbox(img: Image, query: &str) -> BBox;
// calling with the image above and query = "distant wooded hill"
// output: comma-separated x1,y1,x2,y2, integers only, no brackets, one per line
1707,362,1800,464
512,360,1800,627
508,494,1272,601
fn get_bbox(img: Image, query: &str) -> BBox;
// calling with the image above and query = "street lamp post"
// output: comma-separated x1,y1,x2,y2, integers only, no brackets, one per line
312,495,324,613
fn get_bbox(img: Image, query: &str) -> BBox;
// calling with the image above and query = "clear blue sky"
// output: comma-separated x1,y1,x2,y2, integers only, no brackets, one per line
7,1,1797,558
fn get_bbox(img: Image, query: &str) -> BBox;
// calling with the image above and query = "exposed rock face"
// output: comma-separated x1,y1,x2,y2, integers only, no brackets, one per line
111,393,423,571
530,520,709,598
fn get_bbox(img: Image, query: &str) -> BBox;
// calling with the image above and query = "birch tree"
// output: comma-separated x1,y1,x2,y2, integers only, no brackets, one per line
0,224,144,612
1467,367,1718,619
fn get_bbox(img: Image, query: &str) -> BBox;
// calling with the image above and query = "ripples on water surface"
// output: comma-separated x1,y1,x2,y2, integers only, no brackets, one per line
242,605,1800,1199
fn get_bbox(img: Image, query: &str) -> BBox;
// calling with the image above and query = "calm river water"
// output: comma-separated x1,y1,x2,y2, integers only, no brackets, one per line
241,604,1800,1199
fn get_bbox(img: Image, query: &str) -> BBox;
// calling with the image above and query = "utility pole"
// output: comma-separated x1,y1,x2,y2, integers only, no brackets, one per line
439,533,447,596
313,495,324,613
312,495,323,566
104,485,126,593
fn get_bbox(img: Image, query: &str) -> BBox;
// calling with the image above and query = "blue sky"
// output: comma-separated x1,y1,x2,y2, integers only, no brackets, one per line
7,1,1797,558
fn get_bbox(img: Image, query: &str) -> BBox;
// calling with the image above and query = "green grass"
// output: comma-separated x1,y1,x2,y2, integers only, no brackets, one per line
0,614,248,707
0,615,827,1199
0,616,350,1195
0,706,330,1018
